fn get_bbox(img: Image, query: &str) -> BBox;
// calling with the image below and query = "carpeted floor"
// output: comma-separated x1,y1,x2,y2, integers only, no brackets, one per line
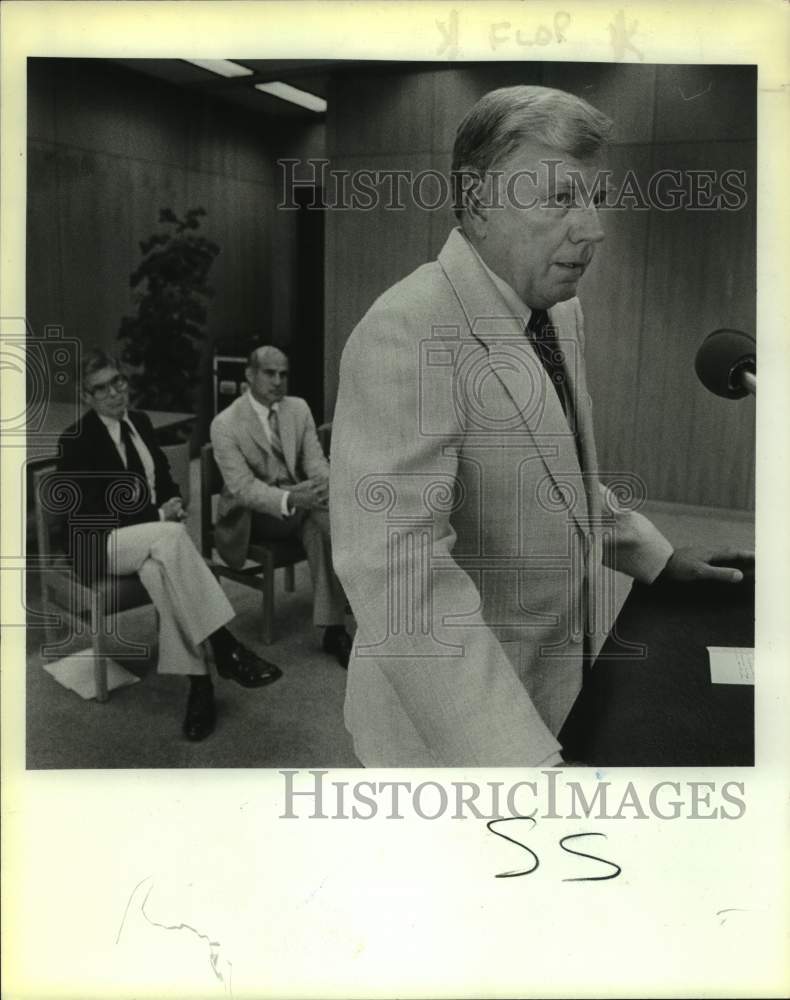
25,458,754,770
26,561,358,769
26,456,359,770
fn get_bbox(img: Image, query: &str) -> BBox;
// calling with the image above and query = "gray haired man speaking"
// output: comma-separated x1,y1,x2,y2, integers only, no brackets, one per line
330,85,748,767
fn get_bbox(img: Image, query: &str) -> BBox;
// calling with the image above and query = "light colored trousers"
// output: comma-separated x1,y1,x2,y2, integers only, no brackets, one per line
107,521,235,676
250,508,346,627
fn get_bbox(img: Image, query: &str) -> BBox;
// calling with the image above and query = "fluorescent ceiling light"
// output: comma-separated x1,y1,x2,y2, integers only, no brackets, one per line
183,59,253,79
255,81,327,113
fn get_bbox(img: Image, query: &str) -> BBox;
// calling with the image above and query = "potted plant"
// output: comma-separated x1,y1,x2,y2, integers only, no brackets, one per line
118,207,220,420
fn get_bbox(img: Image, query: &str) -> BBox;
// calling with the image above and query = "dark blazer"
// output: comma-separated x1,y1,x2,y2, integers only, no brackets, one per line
55,408,180,580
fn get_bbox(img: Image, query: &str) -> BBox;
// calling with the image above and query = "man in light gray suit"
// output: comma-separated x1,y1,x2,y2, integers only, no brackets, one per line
211,346,351,667
330,85,747,766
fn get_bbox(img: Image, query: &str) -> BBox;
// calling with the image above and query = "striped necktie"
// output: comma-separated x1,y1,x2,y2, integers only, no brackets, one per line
267,406,287,465
525,308,568,416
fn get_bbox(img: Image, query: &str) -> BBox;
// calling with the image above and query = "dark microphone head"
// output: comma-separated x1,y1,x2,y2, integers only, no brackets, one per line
695,328,756,399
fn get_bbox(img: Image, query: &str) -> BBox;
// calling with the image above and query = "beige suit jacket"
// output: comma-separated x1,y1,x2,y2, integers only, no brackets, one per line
330,228,673,766
210,392,328,569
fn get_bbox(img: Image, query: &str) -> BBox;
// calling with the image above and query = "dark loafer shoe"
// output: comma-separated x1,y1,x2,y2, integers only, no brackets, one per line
215,644,283,688
322,626,352,669
183,682,216,741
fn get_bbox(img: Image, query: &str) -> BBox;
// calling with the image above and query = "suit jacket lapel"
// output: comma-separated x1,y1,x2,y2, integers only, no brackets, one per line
83,408,125,472
239,393,299,482
438,228,590,534
240,393,272,457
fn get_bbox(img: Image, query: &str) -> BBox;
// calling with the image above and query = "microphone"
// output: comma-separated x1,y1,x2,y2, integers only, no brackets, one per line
694,328,756,398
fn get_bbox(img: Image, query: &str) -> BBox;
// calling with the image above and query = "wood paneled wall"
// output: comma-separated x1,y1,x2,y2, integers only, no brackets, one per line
323,63,756,510
27,58,324,444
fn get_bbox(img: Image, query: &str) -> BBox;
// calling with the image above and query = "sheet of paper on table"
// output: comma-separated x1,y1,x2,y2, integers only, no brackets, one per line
707,646,755,685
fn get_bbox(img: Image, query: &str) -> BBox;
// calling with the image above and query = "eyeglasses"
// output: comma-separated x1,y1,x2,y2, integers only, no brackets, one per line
87,374,129,400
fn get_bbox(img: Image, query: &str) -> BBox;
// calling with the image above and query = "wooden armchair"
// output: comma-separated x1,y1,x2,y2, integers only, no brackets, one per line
199,444,305,645
32,464,153,702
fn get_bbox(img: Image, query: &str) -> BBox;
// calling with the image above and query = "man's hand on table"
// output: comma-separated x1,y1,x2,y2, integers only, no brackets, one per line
656,546,754,585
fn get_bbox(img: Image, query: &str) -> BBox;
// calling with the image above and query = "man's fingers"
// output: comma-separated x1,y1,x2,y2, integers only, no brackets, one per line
699,563,744,584
708,548,754,564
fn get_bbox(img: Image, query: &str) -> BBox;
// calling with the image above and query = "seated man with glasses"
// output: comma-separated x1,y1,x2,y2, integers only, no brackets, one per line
55,348,281,742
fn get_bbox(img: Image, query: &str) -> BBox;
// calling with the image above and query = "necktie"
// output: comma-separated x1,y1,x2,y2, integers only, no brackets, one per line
525,308,568,416
119,419,146,501
267,406,287,465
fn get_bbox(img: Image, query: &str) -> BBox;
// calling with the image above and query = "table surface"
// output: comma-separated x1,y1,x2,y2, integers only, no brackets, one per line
559,572,755,766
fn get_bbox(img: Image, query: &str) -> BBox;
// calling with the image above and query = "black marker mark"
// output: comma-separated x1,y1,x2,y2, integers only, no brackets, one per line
486,815,539,878
559,832,622,882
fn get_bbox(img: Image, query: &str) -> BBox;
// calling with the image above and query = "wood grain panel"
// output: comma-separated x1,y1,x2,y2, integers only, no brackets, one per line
26,143,64,343
431,62,656,151
576,146,654,479
27,59,293,444
324,152,433,417
183,171,274,442
327,69,437,157
270,200,305,355
654,65,756,143
541,62,657,144
55,147,139,349
431,63,544,152
52,59,189,166
186,100,282,184
426,147,459,260
184,171,273,346
634,141,756,509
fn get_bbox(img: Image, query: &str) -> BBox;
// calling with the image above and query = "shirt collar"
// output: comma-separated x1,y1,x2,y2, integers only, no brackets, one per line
97,410,130,433
460,230,538,327
247,392,279,422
